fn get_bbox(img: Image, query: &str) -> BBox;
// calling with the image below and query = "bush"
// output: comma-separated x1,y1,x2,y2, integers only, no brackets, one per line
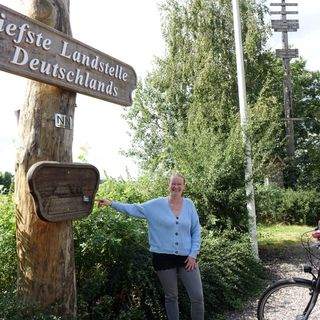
0,171,14,194
255,184,320,225
74,207,166,319
0,288,75,320
0,194,74,319
0,193,16,289
74,204,264,319
199,229,265,318
0,179,265,319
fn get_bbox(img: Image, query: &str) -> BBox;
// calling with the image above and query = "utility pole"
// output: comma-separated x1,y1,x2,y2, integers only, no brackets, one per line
270,0,299,182
232,0,258,260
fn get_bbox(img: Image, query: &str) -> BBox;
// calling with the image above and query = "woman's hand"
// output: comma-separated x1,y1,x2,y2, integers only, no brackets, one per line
96,199,112,207
184,256,197,271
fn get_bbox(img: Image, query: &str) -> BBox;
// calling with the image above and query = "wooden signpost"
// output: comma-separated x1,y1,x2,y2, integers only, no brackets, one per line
0,3,137,106
270,0,299,170
1,0,137,317
27,161,100,222
271,19,299,32
275,48,299,59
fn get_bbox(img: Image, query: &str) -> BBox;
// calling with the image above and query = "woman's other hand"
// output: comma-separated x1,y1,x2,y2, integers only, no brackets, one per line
184,256,197,271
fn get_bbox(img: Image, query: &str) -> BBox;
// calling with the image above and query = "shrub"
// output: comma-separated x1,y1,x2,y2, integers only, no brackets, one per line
0,179,266,319
74,207,166,319
199,229,265,318
255,184,320,225
0,171,14,194
74,204,264,319
0,193,16,289
0,288,75,320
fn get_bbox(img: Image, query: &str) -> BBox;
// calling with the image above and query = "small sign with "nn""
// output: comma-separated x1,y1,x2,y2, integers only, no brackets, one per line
55,113,73,130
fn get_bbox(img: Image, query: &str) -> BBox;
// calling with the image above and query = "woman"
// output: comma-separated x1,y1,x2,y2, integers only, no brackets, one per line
97,173,204,320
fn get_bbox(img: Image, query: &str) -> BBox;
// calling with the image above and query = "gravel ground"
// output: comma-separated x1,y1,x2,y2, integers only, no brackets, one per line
223,244,313,320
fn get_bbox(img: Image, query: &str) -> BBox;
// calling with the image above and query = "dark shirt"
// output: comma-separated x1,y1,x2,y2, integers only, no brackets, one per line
152,252,188,271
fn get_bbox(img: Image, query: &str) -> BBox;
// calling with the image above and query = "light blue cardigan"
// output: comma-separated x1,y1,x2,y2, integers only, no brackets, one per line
111,197,201,258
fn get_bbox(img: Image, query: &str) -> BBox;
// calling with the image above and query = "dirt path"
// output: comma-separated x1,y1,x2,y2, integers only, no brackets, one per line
224,244,310,319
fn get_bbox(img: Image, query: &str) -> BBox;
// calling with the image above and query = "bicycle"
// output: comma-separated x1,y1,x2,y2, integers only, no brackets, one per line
257,225,320,320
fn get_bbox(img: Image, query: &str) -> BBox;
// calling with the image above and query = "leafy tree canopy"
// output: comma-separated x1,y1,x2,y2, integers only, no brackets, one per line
124,0,320,228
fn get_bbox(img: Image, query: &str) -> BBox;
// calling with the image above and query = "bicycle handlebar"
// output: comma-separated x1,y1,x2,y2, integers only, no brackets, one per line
312,230,320,240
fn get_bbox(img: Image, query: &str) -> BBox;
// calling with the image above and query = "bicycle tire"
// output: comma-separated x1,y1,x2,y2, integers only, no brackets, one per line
257,277,320,320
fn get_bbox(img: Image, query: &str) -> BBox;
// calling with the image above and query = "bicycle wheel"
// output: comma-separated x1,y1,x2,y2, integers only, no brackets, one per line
257,277,320,320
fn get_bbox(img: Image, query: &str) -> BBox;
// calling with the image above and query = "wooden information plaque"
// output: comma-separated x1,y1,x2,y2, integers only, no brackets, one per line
0,4,137,106
27,161,100,222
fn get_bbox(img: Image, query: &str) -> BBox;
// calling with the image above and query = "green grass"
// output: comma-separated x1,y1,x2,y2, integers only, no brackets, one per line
257,224,314,248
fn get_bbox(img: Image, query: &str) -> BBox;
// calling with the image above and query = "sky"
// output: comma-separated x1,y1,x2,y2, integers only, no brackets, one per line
0,0,319,179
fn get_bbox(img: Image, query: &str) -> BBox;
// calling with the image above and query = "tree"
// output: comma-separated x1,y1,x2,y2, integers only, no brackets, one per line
124,0,283,228
15,0,76,316
253,58,320,189
291,61,320,188
0,171,14,193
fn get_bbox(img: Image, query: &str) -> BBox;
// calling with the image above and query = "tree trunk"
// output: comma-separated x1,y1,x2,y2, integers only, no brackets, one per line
15,0,77,316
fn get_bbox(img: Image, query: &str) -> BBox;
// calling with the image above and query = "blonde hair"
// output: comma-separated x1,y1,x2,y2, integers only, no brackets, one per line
169,173,186,184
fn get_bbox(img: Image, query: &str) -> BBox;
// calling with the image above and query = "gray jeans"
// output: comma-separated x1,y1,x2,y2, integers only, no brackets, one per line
156,266,204,320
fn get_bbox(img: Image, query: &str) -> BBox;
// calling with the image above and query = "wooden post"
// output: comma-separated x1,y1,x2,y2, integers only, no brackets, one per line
270,0,299,182
15,0,77,316
282,46,295,159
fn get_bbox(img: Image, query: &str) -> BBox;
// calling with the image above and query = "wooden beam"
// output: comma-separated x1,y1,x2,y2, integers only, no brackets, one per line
15,0,77,316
